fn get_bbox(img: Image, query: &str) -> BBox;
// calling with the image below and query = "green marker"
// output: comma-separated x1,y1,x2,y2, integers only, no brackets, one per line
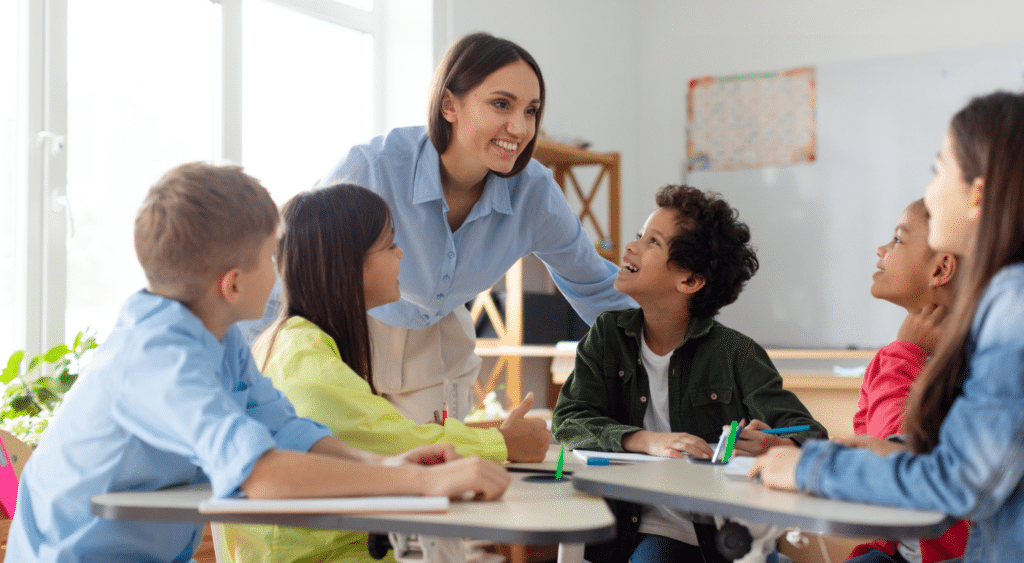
722,421,739,464
555,447,565,480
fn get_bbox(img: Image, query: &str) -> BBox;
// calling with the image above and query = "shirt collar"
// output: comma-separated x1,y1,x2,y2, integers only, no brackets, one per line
410,137,514,217
618,308,715,349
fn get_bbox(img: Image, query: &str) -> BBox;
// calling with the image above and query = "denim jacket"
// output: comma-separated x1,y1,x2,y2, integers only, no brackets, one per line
797,263,1024,563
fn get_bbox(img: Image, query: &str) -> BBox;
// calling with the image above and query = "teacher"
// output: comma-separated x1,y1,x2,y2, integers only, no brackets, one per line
286,32,634,422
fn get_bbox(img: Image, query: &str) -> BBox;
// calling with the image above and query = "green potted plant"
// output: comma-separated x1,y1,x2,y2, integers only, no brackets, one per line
0,330,97,447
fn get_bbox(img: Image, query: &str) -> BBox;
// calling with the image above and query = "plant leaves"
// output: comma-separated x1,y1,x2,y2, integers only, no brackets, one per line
1,350,24,384
44,344,72,363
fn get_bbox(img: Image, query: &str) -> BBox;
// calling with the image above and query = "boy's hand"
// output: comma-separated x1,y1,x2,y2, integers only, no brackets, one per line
383,444,460,467
498,392,551,462
748,446,801,490
416,456,511,500
896,303,948,353
622,429,715,459
835,435,909,457
733,419,796,456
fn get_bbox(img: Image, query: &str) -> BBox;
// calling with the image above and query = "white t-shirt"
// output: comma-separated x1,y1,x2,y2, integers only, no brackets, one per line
637,331,698,545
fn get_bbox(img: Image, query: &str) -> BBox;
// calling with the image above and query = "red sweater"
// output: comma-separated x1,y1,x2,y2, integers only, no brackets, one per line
848,341,970,562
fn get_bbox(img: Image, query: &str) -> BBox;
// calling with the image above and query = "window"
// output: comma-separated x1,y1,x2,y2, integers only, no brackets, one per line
65,0,219,339
1,1,19,355
6,0,432,356
240,0,374,205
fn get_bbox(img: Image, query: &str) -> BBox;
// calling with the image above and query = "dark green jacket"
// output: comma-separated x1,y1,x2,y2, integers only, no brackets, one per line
552,308,826,562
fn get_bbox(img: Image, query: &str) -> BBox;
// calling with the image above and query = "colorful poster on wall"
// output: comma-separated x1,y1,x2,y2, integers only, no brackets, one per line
687,67,816,172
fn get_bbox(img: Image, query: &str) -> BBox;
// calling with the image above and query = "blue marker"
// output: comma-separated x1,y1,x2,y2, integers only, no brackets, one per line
587,458,610,466
761,425,811,435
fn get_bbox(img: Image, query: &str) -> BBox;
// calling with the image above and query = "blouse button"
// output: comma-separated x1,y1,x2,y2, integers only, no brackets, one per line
637,359,642,365
618,370,625,377
710,393,718,400
631,516,639,523
640,396,647,403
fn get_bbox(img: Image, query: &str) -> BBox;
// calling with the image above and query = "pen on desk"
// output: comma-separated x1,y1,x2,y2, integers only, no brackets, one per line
722,421,739,464
442,378,451,424
555,447,565,480
761,425,811,435
711,427,730,463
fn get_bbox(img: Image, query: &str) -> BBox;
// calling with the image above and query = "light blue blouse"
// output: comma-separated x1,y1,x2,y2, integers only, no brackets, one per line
6,290,331,563
318,126,635,330
796,262,1024,563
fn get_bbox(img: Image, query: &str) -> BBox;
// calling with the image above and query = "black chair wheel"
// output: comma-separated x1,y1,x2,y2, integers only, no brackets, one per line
367,533,391,560
716,520,753,560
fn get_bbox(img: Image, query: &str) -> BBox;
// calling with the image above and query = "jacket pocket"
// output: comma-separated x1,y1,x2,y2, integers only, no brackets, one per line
688,387,736,440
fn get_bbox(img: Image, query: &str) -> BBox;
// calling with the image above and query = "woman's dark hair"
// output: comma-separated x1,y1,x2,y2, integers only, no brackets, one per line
427,32,545,178
655,184,759,319
261,183,392,393
905,91,1024,453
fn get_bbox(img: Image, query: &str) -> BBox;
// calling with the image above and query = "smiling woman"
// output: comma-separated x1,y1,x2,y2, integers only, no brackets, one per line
248,32,636,428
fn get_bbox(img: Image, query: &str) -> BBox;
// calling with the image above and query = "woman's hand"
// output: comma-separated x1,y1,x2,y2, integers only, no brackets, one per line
748,446,802,491
415,456,511,500
383,443,460,467
834,435,909,457
622,429,715,459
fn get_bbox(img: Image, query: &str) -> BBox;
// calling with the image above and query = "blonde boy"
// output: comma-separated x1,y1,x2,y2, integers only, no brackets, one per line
6,162,508,563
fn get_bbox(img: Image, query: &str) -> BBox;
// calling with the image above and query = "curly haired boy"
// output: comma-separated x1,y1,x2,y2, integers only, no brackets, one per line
553,184,825,563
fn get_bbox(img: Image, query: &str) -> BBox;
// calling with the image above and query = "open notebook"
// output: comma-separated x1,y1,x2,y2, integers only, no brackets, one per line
199,496,449,515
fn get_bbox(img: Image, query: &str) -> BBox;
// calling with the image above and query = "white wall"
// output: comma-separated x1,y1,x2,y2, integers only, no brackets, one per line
635,0,1024,234
435,0,644,245
438,0,1024,348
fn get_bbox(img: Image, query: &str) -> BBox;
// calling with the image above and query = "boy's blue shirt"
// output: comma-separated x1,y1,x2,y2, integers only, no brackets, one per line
796,262,1024,563
6,289,331,563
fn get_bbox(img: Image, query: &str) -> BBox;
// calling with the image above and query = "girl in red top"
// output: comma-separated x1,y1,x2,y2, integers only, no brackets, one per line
848,198,968,563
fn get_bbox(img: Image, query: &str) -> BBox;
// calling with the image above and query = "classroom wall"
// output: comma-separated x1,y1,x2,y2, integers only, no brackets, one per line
434,0,644,254
437,0,1024,349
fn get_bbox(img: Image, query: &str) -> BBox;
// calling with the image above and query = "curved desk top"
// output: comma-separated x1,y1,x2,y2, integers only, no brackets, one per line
92,473,615,545
572,457,952,539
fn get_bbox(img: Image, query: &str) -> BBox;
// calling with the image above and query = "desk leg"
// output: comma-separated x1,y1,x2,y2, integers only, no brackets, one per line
388,534,505,563
557,542,584,563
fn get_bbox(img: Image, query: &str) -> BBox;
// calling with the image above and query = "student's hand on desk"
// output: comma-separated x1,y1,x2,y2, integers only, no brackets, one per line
897,303,948,353
733,419,796,456
835,435,909,457
748,446,801,491
383,443,461,467
417,456,511,500
621,430,715,459
498,392,552,462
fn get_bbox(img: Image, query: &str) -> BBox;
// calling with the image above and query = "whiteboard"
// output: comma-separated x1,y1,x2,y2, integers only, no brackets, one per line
688,43,1024,348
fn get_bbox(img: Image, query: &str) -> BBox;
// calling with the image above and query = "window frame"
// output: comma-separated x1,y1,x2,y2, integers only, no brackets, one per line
14,0,393,357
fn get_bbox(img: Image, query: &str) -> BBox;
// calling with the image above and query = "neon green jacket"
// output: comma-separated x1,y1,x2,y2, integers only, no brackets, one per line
217,316,506,563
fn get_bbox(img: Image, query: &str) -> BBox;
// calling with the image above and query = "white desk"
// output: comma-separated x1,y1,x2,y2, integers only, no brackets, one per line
92,470,613,561
573,457,952,561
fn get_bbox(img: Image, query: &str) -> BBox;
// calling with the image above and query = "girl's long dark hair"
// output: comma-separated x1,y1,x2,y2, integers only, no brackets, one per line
260,183,392,393
905,91,1024,453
